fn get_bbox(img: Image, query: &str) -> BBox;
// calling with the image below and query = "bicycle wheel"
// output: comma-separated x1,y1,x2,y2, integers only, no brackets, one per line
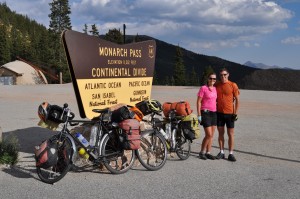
36,135,72,184
175,128,191,160
136,130,167,171
101,133,135,174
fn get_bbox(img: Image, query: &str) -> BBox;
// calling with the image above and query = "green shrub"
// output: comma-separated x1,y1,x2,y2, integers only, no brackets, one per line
0,136,19,165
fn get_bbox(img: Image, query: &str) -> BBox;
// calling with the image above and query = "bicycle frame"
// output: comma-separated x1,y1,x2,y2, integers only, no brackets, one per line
61,107,128,166
144,110,191,159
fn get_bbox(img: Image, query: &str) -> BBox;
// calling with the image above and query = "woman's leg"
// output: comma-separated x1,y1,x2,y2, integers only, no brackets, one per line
206,125,216,152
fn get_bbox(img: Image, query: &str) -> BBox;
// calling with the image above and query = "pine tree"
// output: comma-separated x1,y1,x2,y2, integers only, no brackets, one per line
201,66,215,85
170,76,175,86
89,24,99,36
83,24,88,34
48,0,72,34
164,76,170,85
152,69,159,85
134,33,141,42
190,67,199,86
173,45,186,86
104,28,123,44
48,0,72,82
0,25,10,65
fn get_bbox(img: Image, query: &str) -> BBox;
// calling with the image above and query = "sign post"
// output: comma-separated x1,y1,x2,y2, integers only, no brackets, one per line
62,30,156,119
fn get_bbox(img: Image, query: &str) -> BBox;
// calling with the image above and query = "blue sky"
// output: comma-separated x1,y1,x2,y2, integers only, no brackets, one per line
1,0,300,69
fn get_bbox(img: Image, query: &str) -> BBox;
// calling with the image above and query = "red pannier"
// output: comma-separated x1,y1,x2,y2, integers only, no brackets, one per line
34,138,58,168
118,119,141,150
162,101,193,117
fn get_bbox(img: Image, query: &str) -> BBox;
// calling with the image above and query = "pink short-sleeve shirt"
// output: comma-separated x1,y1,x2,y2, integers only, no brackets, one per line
197,85,217,112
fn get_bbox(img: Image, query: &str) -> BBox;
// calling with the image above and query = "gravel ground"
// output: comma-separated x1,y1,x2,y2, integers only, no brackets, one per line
0,84,300,199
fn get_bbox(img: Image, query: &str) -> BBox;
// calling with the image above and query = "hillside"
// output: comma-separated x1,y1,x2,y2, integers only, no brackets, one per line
125,35,257,84
240,69,300,91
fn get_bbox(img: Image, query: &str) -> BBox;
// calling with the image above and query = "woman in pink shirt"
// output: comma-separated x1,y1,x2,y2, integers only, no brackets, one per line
196,72,217,160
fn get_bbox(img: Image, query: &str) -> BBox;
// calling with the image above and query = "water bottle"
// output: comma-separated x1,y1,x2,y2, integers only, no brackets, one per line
159,128,169,140
89,125,98,147
165,123,171,137
78,147,89,159
75,133,90,148
171,129,176,149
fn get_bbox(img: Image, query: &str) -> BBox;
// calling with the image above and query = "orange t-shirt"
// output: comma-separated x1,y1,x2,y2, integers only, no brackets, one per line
215,81,239,114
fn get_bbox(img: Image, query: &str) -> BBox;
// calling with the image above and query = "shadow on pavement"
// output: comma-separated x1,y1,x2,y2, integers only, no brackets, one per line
189,145,300,163
2,127,55,154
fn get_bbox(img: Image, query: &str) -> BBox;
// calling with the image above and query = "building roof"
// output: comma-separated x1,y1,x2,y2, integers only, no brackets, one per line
0,60,47,84
2,60,33,75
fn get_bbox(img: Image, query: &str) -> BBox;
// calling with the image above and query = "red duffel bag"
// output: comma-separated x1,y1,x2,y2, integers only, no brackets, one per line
162,101,193,117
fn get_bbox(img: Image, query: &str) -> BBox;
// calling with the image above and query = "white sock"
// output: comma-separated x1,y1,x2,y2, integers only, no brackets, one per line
206,151,210,154
229,151,233,154
220,150,224,154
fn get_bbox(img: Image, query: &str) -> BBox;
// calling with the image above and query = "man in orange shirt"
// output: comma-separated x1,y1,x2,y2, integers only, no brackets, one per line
215,68,240,161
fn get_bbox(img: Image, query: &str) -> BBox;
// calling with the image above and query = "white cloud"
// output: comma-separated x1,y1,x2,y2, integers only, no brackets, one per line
69,0,292,51
1,0,293,51
281,36,300,44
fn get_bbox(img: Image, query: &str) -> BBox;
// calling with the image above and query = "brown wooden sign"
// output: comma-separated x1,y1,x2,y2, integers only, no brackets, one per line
62,30,156,119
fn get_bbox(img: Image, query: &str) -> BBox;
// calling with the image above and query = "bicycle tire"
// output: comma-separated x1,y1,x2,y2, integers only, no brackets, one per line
101,133,135,174
36,135,72,184
175,128,191,160
136,130,167,171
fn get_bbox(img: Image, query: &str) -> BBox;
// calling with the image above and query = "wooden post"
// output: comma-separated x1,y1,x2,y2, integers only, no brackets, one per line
60,72,63,84
0,126,2,142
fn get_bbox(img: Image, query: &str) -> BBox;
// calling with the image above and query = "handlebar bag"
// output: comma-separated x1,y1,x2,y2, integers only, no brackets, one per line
47,105,66,123
119,119,141,150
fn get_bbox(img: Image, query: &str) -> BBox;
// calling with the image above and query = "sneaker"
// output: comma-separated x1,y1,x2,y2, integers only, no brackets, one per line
199,153,207,160
205,153,215,160
228,154,236,162
215,152,225,160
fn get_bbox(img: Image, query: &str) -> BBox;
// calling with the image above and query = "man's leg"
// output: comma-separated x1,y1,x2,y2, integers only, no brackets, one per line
218,126,225,151
227,127,236,161
216,126,225,159
227,127,234,152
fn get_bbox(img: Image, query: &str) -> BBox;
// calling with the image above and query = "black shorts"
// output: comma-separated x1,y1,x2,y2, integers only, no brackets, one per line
217,113,235,128
201,110,217,128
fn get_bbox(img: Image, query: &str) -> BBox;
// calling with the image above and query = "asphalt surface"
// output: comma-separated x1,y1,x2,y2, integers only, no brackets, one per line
0,84,300,199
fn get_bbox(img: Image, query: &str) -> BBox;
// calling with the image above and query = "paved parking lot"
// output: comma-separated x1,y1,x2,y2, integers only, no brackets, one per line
1,84,300,199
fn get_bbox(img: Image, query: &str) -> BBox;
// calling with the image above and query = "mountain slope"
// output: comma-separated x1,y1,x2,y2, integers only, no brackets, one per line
240,69,300,91
126,35,258,85
127,35,300,91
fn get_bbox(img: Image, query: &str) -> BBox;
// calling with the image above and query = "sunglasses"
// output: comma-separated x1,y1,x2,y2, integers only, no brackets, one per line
209,78,216,80
220,73,228,77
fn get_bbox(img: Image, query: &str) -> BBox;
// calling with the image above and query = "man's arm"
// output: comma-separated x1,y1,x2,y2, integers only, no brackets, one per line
234,94,239,115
